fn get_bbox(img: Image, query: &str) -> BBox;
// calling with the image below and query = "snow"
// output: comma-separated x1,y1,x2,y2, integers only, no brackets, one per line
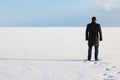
0,27,120,80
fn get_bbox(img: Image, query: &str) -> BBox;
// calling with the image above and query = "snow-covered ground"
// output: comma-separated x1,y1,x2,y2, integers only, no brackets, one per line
0,27,120,80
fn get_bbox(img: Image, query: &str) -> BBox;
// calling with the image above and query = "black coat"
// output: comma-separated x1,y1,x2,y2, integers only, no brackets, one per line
86,22,102,46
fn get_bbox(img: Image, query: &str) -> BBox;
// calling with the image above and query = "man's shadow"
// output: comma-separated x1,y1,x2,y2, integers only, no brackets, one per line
0,58,86,62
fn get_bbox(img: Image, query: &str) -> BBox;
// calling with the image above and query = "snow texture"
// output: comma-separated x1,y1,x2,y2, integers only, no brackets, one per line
0,27,120,80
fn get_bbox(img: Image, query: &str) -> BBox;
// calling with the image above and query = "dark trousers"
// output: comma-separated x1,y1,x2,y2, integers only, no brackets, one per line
88,45,99,60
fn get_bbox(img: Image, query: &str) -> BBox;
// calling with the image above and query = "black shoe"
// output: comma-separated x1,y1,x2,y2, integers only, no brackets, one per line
95,59,100,61
88,59,91,61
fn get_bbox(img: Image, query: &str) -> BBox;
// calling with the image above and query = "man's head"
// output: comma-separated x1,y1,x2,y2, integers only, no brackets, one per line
92,17,96,23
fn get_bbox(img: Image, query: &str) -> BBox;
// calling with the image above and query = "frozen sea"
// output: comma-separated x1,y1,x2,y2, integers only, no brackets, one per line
0,27,120,80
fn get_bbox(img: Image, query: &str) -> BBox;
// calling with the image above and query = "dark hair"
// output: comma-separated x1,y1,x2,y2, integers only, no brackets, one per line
92,17,96,20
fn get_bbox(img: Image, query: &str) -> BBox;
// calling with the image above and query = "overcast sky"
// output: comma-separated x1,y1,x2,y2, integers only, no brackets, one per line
0,0,120,27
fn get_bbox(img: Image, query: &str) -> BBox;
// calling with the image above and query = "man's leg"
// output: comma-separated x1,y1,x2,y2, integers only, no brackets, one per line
88,45,92,60
95,46,99,60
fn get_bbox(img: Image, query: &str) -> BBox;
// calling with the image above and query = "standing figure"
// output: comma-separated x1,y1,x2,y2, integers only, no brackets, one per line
86,17,103,61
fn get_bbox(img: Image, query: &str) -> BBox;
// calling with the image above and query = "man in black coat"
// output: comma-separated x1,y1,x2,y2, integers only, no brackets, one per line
86,17,103,61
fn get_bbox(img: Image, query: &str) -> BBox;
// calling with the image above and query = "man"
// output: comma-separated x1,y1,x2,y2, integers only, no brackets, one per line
86,17,103,61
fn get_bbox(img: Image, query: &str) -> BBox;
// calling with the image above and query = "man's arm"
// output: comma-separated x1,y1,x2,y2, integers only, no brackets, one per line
86,25,89,41
98,24,103,41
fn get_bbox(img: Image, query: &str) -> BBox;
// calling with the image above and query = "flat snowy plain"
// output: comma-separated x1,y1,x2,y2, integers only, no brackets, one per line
0,27,120,80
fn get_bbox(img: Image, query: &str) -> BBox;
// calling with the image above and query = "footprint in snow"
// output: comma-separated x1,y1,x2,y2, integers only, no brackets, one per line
103,75,116,80
112,66,116,68
103,73,108,76
105,66,116,72
117,72,120,75
102,65,120,80
105,67,110,71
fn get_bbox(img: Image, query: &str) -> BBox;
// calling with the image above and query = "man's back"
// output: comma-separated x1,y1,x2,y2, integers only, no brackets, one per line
86,22,102,42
